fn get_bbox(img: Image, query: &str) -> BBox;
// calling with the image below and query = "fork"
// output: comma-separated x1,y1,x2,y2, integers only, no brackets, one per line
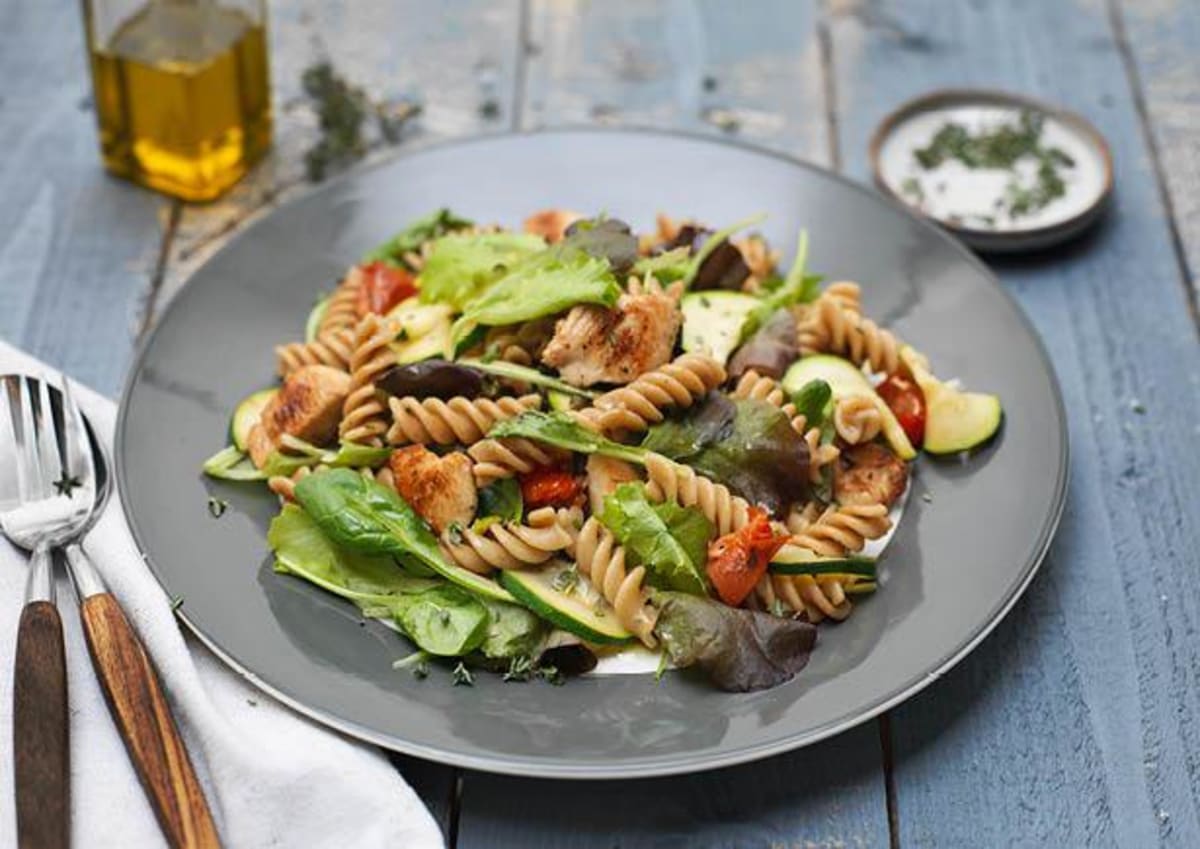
3,376,221,849
2,375,89,849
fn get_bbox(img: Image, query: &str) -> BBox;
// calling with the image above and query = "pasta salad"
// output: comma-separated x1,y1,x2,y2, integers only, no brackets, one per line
203,209,1002,692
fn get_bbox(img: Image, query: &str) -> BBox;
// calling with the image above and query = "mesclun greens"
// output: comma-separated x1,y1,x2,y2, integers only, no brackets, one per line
653,592,817,692
417,232,546,309
912,109,1075,220
740,229,819,341
459,359,598,398
641,395,811,513
600,484,712,595
363,208,474,267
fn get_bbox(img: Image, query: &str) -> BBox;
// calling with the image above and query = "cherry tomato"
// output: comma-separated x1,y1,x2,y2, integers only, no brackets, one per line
355,261,417,317
519,467,581,509
877,374,926,447
705,508,789,607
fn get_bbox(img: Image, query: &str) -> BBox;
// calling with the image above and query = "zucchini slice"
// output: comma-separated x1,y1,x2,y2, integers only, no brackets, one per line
782,355,917,460
769,544,876,578
230,388,277,452
900,346,1002,455
305,297,330,343
500,565,633,646
680,291,761,365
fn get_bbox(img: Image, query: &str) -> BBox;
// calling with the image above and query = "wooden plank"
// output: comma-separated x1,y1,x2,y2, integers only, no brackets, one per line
456,729,889,849
522,0,830,163
828,0,1200,845
1115,0,1200,312
157,0,525,316
0,0,168,395
457,3,890,848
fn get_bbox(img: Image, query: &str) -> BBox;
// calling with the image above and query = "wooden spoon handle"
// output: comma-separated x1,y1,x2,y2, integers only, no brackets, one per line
13,600,70,849
80,593,221,849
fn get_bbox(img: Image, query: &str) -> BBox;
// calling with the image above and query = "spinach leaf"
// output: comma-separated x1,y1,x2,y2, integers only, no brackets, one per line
395,585,490,656
418,232,546,310
451,251,619,343
653,591,817,692
641,396,810,513
488,411,648,465
478,599,547,661
362,208,473,266
293,468,450,576
475,478,523,526
790,379,833,427
269,504,438,598
600,483,711,595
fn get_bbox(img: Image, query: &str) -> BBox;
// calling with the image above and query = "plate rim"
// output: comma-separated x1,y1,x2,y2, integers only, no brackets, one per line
115,126,1070,778
868,87,1114,252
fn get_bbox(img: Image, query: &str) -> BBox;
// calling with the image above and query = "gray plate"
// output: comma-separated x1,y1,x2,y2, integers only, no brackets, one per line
116,129,1068,779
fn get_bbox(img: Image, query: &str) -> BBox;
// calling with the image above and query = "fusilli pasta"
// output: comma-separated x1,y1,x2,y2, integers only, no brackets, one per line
575,516,658,647
643,452,752,536
317,267,365,337
799,290,902,375
339,314,398,446
385,394,541,447
274,326,356,378
467,437,565,485
833,395,883,445
791,503,891,558
576,352,726,435
439,507,577,574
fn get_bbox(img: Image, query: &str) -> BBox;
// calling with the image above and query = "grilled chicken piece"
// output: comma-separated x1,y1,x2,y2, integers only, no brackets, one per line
833,442,909,509
523,208,582,244
585,454,641,515
388,445,478,533
541,287,681,387
248,365,350,467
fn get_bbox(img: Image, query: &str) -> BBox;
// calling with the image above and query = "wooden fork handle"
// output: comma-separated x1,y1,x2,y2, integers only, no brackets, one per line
79,593,221,849
14,600,69,849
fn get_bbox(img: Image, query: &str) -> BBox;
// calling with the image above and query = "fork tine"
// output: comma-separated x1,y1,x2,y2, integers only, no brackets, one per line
14,377,44,500
0,376,22,506
60,375,92,493
32,378,63,497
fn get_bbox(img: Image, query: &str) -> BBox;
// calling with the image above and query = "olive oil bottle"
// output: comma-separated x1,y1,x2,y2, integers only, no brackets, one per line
83,0,272,201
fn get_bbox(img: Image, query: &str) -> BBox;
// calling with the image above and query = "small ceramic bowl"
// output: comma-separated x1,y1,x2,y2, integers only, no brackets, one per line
870,89,1113,252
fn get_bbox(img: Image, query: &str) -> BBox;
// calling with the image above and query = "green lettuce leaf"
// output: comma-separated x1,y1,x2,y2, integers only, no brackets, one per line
418,232,546,310
362,208,473,266
631,246,691,281
452,250,619,343
488,411,647,465
477,598,547,661
653,591,817,692
600,483,711,595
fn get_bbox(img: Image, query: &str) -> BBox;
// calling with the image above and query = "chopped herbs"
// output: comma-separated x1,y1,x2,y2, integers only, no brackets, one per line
1130,399,1147,415
392,650,431,672
551,565,580,594
452,662,475,686
503,655,535,682
538,665,565,686
910,109,1074,221
654,650,670,682
207,496,228,518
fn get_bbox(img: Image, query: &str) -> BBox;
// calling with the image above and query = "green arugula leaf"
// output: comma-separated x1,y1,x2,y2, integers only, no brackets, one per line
740,229,820,340
600,483,712,595
488,411,647,464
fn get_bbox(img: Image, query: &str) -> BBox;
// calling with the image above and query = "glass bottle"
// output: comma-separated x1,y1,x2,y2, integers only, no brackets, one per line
82,0,272,202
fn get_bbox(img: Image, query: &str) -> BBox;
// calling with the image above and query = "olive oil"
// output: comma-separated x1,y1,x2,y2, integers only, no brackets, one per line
87,1,272,201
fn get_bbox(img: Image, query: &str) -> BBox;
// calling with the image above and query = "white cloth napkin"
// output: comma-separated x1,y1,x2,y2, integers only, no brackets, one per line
0,339,443,849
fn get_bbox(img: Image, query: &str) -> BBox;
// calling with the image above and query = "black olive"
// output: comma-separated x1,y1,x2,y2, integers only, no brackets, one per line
375,360,484,399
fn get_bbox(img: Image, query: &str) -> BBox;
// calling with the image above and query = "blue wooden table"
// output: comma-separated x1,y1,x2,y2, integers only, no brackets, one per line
4,0,1199,845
